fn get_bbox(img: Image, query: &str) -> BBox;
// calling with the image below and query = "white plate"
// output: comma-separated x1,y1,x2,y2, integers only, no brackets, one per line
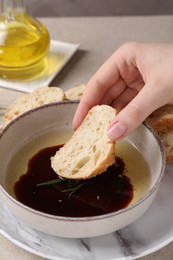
0,163,173,259
0,40,79,93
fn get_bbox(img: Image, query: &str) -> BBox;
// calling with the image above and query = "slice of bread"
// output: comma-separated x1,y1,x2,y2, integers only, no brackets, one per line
161,131,173,162
2,86,65,128
146,105,173,161
65,84,85,100
51,105,116,179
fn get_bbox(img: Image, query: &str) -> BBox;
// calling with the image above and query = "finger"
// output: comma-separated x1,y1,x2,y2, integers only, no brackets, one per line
73,44,138,130
73,78,126,130
111,87,139,111
107,83,165,140
81,51,123,106
100,78,126,105
73,98,92,130
73,57,122,130
72,81,105,130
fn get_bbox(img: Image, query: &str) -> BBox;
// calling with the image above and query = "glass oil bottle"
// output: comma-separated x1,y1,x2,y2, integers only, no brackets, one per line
0,0,50,79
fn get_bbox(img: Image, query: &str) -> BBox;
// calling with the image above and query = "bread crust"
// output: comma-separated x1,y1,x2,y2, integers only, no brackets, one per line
146,105,173,162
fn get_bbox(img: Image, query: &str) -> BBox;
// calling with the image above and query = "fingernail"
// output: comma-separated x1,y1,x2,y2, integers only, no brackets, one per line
108,122,127,140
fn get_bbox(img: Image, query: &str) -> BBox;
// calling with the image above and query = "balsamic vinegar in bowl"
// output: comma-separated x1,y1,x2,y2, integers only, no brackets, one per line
6,131,151,217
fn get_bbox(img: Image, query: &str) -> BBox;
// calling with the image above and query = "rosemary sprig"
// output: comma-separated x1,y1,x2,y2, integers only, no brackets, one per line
62,182,84,198
36,178,65,187
36,178,85,198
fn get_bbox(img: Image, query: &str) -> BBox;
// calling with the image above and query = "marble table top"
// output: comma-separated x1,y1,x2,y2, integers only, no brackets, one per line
1,16,173,260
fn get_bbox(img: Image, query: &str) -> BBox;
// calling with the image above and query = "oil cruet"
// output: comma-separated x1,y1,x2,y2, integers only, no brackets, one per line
0,0,50,79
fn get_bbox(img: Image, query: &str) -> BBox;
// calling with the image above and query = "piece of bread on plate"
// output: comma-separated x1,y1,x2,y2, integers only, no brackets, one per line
146,104,173,161
65,84,86,100
2,86,65,128
160,131,173,162
51,105,116,179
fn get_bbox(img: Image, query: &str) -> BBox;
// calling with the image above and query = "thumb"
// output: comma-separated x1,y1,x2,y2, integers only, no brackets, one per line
107,84,165,140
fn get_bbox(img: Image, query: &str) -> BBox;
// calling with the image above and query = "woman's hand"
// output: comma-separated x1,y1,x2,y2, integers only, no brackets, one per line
73,42,173,140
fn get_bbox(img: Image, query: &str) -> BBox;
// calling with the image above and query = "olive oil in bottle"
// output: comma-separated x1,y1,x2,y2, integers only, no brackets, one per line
0,0,50,79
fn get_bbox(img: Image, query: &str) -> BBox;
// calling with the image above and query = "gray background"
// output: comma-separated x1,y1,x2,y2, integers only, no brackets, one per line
26,0,173,17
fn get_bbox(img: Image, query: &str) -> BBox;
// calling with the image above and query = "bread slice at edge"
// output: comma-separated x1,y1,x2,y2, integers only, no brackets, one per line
2,86,65,128
64,84,86,100
146,104,173,162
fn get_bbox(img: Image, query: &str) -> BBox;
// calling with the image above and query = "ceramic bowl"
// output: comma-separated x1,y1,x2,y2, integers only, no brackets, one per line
0,101,165,238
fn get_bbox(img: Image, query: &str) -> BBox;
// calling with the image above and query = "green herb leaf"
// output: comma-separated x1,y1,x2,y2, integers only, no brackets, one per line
62,183,84,198
36,176,85,198
36,178,65,187
114,162,119,168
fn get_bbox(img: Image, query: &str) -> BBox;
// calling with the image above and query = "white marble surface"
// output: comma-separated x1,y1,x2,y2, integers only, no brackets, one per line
0,162,172,259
